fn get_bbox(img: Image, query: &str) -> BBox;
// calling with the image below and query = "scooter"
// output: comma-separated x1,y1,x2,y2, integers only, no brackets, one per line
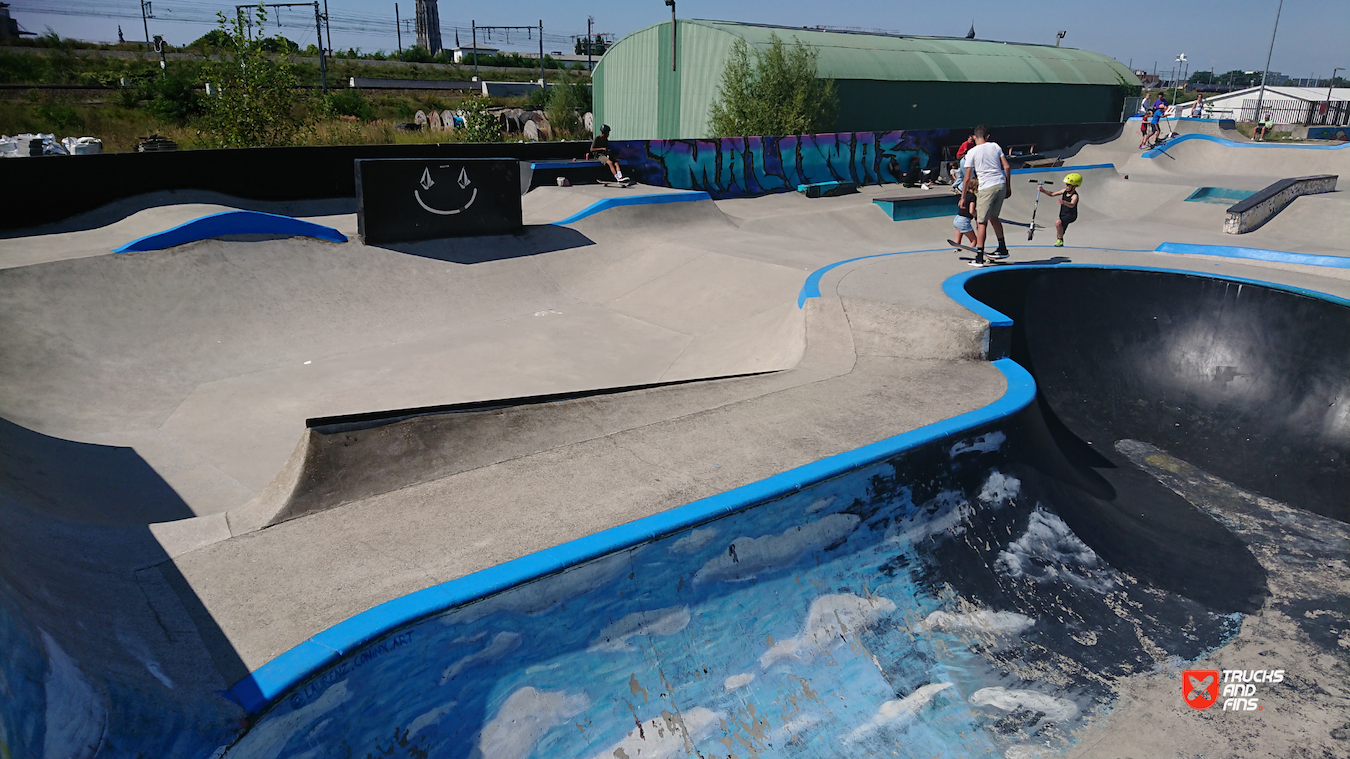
1027,179,1050,240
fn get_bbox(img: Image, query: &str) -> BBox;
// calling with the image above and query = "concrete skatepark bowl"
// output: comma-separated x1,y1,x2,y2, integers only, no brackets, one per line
1,124,1348,758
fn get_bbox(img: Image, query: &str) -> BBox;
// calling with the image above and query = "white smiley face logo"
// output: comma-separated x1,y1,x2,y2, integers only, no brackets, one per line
415,166,478,215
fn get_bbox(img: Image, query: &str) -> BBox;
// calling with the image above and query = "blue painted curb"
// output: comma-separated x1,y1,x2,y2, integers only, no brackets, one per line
950,263,1350,310
530,160,602,170
1155,242,1350,269
1142,132,1350,158
1012,163,1116,175
796,243,1158,309
554,191,712,225
113,210,347,253
229,356,1038,715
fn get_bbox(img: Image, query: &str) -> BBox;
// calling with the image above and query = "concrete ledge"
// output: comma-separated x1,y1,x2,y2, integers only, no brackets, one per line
1223,174,1338,234
1155,241,1350,269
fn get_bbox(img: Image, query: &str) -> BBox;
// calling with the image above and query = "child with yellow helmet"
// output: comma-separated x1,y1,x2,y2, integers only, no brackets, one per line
1038,173,1082,247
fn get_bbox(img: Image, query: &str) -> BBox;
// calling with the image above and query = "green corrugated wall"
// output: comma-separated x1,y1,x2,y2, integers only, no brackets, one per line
595,20,1140,140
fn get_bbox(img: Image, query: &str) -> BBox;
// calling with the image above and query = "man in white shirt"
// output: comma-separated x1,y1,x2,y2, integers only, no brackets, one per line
960,125,1012,266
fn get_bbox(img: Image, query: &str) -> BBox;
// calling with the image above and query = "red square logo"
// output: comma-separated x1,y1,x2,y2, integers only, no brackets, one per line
1183,669,1220,710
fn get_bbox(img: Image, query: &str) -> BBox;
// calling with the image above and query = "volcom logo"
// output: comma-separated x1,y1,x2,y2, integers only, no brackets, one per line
415,165,478,216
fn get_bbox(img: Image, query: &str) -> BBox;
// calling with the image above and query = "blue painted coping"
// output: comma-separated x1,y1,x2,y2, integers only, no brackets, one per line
230,356,1039,714
530,160,602,170
795,240,1160,309
113,210,346,253
553,191,712,225
950,263,1350,310
1012,163,1115,175
1142,132,1350,158
1155,242,1350,269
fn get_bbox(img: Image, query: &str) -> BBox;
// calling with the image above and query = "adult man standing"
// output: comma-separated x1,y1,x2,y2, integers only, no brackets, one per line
961,125,1011,266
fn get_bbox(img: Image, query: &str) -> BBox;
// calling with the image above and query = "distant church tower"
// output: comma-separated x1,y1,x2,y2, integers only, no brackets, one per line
415,0,442,56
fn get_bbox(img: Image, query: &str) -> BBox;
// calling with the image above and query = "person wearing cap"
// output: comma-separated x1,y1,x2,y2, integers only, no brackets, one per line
1038,173,1082,247
589,124,629,183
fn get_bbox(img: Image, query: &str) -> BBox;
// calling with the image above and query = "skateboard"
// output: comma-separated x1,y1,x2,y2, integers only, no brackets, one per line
599,179,635,188
948,239,1005,266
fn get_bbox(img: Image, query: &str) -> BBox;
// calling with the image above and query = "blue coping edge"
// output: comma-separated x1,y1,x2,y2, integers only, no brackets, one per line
951,262,1350,310
1142,132,1350,158
1011,162,1116,175
1155,242,1350,269
530,160,602,170
553,191,712,225
230,356,1039,715
113,210,346,253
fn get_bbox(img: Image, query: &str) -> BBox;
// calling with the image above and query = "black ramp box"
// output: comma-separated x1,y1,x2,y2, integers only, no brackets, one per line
356,158,522,243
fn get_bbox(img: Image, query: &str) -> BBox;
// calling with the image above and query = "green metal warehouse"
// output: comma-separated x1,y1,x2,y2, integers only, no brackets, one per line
594,20,1141,139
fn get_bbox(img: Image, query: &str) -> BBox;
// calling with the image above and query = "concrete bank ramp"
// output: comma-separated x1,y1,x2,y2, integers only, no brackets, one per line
0,189,809,524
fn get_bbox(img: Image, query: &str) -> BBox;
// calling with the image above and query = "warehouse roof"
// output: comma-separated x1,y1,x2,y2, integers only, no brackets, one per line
674,20,1138,87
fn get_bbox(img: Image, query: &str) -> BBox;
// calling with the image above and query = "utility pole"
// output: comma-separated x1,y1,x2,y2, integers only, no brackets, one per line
472,20,477,81
323,0,331,58
1253,0,1283,124
665,0,675,71
395,3,402,61
314,1,327,92
140,0,151,52
539,20,544,85
587,15,593,70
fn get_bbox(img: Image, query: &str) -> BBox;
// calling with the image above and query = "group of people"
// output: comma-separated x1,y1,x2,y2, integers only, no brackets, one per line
1138,93,1170,149
949,126,1082,267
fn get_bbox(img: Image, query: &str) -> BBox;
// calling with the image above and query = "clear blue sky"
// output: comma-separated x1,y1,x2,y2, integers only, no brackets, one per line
11,0,1349,79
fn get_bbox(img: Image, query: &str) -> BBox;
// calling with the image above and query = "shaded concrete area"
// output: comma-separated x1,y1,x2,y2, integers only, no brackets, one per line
1,125,1347,757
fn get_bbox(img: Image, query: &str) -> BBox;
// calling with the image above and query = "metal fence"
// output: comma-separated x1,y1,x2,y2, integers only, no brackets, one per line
1236,99,1350,126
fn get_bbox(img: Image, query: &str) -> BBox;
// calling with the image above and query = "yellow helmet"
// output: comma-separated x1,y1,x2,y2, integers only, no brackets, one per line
1064,173,1084,186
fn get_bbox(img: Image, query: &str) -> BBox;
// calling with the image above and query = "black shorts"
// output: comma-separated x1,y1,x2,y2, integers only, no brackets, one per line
1060,210,1077,227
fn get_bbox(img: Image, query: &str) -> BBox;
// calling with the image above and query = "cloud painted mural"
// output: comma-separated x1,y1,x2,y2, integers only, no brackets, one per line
222,411,1245,759
612,131,952,199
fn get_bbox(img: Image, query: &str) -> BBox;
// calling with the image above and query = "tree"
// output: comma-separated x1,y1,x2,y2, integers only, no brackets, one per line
574,35,608,57
707,34,837,138
201,6,308,147
545,72,583,137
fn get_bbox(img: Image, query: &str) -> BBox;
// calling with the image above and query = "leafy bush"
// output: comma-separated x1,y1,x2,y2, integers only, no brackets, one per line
325,88,376,120
144,72,205,124
34,104,82,131
200,7,309,146
707,34,837,138
457,96,501,142
545,74,582,136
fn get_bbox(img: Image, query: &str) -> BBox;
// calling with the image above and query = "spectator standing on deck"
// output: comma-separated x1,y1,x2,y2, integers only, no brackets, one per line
589,125,628,182
1191,94,1205,118
961,125,1011,267
1139,109,1153,148
951,132,976,193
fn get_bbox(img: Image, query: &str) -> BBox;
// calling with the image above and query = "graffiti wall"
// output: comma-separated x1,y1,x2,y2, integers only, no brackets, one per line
225,410,1242,759
612,131,951,200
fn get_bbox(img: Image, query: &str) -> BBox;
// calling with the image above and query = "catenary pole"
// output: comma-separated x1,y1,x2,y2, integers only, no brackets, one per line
322,0,331,57
1252,0,1283,124
140,0,151,52
314,1,326,92
394,3,401,60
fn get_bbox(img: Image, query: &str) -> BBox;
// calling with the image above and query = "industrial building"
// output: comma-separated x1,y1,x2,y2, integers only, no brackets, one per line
594,20,1140,139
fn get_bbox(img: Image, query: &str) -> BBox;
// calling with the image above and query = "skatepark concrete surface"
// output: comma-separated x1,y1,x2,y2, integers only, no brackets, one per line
1,123,1347,759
